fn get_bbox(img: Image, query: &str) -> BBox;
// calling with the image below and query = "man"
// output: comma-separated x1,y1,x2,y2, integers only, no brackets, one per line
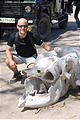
74,0,80,27
68,0,80,27
67,0,73,14
6,18,54,84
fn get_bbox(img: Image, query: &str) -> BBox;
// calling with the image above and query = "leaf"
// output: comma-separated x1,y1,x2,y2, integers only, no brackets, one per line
27,25,32,32
59,102,66,109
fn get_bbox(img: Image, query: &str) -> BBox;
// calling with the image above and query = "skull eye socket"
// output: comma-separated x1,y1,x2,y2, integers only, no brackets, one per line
43,71,54,80
37,70,41,73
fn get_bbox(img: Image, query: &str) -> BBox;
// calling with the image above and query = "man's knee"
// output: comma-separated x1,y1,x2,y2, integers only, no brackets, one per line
6,58,9,66
6,58,17,70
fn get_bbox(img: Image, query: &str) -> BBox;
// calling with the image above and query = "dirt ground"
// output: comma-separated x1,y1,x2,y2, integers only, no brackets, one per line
0,6,80,119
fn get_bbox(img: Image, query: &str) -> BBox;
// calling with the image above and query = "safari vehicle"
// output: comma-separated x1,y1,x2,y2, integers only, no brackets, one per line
0,0,71,39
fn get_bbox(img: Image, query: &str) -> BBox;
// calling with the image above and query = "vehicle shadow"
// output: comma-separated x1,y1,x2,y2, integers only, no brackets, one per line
45,21,78,43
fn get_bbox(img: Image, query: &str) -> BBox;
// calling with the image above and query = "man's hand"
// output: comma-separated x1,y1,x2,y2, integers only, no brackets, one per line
9,59,17,69
54,47,61,53
41,42,54,51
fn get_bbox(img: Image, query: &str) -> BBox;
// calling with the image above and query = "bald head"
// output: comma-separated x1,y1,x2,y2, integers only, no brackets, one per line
17,18,28,26
17,18,28,38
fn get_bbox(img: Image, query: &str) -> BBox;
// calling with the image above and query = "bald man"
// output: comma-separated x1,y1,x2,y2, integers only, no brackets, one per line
6,18,54,84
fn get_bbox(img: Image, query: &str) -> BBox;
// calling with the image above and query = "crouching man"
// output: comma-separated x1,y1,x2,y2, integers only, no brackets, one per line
6,18,54,84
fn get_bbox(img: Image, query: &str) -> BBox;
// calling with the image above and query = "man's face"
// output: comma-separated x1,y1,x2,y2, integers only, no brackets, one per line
17,19,28,35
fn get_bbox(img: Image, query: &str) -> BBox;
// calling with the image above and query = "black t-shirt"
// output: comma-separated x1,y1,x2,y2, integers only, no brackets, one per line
7,32,43,57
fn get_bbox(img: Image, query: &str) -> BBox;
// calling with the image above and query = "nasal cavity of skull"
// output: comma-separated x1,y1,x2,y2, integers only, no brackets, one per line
64,79,67,84
59,69,62,75
43,71,54,80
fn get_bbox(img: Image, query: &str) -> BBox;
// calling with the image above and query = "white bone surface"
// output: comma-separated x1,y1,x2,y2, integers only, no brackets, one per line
18,47,80,108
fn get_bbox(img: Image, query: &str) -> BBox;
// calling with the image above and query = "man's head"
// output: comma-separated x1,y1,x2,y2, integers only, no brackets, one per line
17,18,28,37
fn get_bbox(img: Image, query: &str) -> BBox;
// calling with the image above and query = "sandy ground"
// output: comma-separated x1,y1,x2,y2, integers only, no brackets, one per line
0,6,80,119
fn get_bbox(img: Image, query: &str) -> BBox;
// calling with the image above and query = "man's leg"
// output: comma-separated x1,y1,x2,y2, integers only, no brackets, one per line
74,6,80,27
6,54,23,84
6,56,17,71
67,0,73,14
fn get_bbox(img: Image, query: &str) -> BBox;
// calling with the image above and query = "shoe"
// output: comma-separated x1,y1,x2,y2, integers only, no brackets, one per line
20,69,28,84
9,71,22,84
21,75,27,84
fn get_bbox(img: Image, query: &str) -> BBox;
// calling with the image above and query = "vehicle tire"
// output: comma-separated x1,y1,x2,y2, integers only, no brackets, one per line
58,14,68,29
37,13,51,40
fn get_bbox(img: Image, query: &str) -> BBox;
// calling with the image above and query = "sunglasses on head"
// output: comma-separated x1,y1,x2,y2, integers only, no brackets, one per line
18,25,28,28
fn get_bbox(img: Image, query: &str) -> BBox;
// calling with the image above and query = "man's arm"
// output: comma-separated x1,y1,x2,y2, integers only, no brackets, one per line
6,45,13,60
40,42,54,51
6,45,17,70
